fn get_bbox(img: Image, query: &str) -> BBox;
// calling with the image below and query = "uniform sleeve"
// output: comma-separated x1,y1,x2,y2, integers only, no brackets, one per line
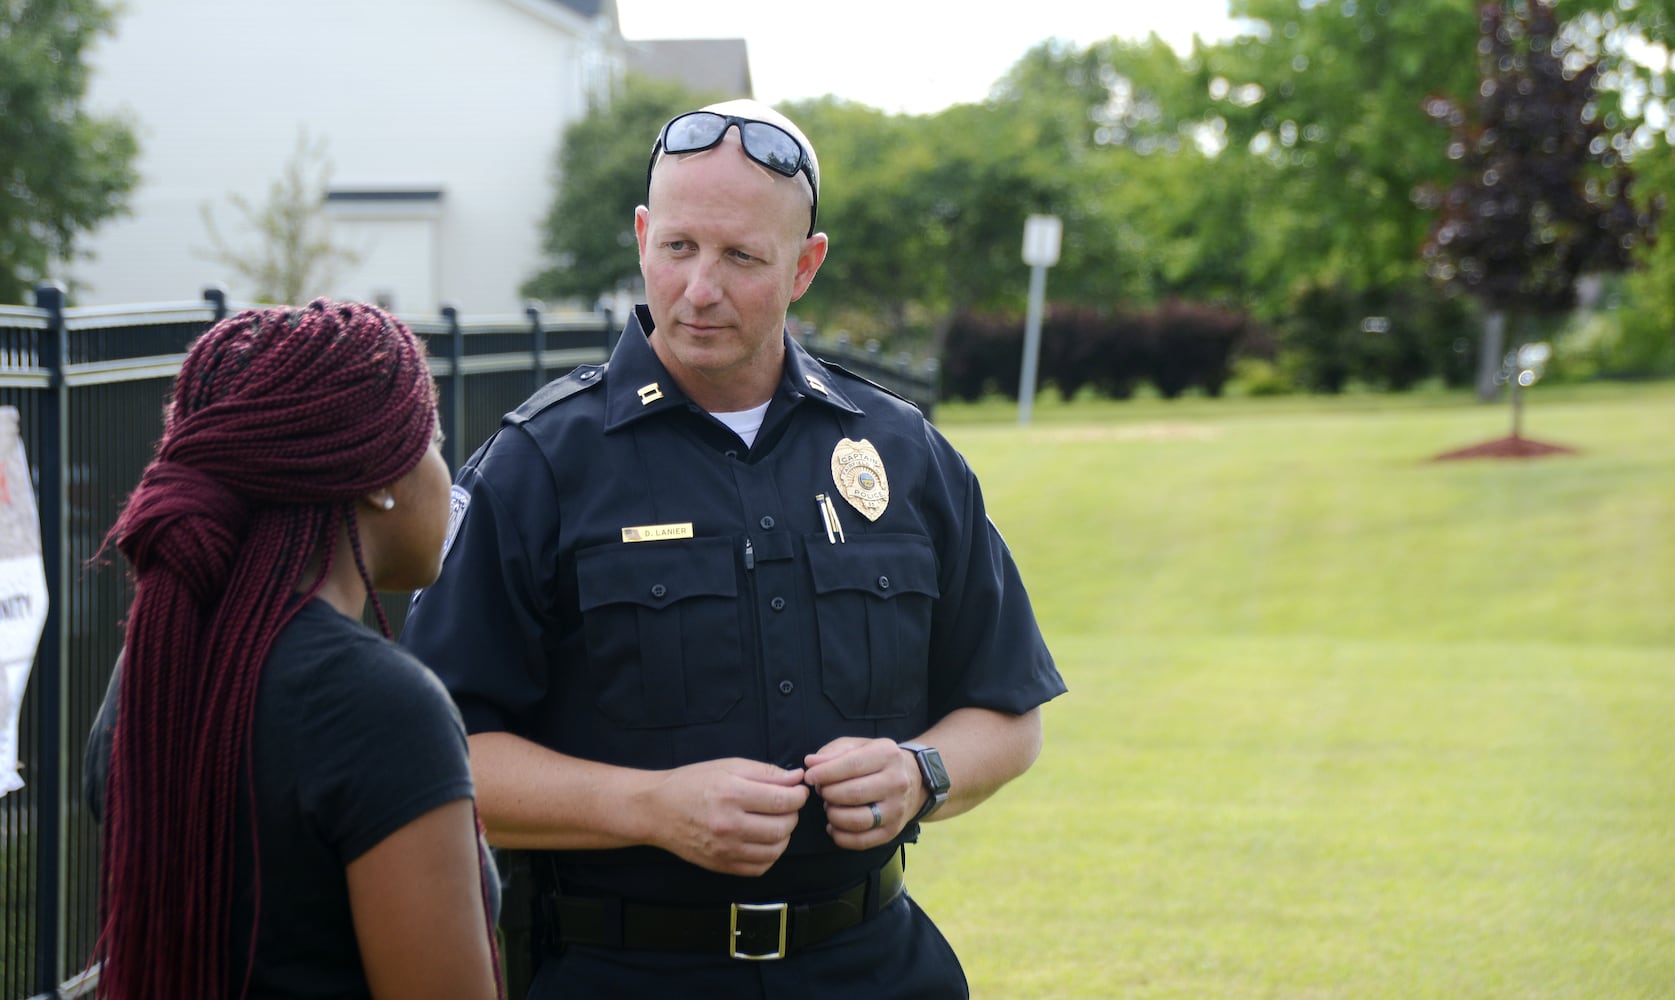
923,426,1066,719
298,643,476,865
401,426,558,735
82,653,121,821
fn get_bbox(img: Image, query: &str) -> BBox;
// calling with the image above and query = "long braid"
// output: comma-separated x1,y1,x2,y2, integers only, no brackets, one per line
93,300,494,998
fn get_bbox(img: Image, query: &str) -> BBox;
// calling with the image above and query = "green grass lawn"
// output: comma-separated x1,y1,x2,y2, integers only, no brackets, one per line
909,382,1675,998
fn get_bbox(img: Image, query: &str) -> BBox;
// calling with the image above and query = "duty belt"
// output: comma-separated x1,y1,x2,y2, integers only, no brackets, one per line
549,847,906,961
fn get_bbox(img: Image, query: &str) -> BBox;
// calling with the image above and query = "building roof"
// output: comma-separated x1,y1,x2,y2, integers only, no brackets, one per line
552,0,609,21
629,37,753,100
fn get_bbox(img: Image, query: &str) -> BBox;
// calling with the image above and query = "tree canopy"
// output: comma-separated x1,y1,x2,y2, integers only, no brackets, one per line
0,0,139,304
523,0,1675,385
522,73,707,307
1420,1,1657,314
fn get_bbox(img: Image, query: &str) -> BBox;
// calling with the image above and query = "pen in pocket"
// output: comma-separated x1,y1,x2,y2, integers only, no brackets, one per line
815,493,846,544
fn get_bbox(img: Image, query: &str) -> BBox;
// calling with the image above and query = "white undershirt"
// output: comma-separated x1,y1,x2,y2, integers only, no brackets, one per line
711,400,771,448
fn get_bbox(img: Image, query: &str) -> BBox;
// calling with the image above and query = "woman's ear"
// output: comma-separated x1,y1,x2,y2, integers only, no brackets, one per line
363,490,396,512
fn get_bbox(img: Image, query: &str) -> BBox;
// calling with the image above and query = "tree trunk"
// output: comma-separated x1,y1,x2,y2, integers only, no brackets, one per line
928,296,972,364
1476,309,1507,402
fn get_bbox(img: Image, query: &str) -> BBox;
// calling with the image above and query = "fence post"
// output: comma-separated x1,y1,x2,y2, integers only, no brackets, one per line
31,281,68,995
525,301,546,391
440,305,464,472
202,285,228,322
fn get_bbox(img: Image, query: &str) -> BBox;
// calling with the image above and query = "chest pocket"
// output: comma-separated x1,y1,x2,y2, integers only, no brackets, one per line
575,538,745,729
806,535,940,719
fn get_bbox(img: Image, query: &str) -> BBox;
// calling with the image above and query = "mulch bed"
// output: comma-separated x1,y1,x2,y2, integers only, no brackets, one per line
1431,435,1579,461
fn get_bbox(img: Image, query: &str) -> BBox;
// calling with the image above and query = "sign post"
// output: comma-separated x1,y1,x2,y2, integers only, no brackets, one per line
1018,214,1061,425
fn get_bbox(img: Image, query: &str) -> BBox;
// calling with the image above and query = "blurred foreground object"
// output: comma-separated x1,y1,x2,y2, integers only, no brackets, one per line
0,406,50,797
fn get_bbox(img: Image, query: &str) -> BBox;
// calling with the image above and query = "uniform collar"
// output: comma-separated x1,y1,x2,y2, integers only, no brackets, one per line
603,305,863,432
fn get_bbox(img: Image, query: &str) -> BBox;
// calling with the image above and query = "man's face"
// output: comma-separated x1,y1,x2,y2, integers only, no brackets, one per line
635,133,826,408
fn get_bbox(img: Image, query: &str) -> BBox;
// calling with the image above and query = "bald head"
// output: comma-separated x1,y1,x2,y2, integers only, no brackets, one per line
645,100,820,237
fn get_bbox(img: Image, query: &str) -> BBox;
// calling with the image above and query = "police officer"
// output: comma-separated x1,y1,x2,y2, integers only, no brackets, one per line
402,99,1066,998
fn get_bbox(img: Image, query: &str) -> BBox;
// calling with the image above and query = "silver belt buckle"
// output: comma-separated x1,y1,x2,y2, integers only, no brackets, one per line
729,901,789,960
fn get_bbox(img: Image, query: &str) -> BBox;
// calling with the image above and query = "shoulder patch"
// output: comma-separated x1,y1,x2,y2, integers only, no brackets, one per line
817,359,921,411
506,363,607,426
439,484,471,562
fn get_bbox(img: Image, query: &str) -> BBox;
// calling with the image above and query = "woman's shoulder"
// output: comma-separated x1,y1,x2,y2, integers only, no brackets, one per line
266,600,459,727
260,603,474,866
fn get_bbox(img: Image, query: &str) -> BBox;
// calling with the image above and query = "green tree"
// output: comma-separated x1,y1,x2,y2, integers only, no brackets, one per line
522,73,708,307
1612,142,1675,374
1205,0,1484,314
0,0,139,304
906,101,1076,351
197,129,360,305
775,97,943,343
1553,0,1675,134
993,36,1262,310
987,38,1198,311
786,90,1078,356
1557,0,1675,377
1204,0,1671,378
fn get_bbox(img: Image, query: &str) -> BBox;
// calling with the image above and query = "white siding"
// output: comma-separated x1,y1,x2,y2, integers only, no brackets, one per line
327,208,442,315
68,0,627,315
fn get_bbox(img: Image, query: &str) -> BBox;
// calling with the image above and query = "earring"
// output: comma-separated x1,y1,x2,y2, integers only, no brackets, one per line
380,496,395,511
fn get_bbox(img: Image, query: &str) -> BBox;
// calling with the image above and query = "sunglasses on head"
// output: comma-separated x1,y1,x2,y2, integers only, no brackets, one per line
647,111,819,237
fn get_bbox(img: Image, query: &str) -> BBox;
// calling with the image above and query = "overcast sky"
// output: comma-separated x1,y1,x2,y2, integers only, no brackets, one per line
614,0,1244,116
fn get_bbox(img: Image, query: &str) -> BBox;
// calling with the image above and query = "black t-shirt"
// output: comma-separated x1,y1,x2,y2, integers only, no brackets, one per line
86,599,489,998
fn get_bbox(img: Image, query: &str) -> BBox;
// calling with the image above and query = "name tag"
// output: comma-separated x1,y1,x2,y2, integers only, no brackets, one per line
621,522,694,543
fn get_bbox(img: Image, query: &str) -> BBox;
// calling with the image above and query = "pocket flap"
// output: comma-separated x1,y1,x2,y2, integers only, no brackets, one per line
576,536,738,611
806,535,940,600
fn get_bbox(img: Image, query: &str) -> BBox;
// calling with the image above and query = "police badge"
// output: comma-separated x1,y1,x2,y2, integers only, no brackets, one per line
830,438,889,521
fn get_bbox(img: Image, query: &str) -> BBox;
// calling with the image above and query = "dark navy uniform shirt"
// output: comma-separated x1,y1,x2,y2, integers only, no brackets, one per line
402,305,1064,903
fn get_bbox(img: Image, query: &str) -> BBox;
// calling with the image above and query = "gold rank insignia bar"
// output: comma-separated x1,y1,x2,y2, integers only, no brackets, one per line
621,522,694,542
830,437,889,521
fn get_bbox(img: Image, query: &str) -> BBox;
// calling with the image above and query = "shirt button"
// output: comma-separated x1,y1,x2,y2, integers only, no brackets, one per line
759,515,776,529
778,680,795,695
878,576,890,590
770,597,786,611
650,584,667,599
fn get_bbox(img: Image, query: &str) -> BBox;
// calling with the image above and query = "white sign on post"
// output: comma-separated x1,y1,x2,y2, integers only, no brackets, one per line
0,406,48,799
1018,214,1062,425
1022,214,1063,267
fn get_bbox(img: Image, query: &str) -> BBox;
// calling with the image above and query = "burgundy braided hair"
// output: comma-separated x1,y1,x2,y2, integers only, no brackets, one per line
95,300,501,998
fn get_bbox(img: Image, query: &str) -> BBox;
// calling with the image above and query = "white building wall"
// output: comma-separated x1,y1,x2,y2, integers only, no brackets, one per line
328,211,442,315
69,0,623,315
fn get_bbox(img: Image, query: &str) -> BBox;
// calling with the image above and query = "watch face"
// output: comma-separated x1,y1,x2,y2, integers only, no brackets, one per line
921,748,951,794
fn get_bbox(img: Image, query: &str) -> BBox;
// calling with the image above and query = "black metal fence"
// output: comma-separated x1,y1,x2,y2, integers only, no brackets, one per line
0,286,938,999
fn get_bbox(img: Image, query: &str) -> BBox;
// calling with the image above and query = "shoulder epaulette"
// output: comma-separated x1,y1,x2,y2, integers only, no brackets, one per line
505,363,607,426
817,358,920,411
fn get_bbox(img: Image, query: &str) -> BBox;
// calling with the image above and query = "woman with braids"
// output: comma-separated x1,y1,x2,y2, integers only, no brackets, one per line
83,300,503,999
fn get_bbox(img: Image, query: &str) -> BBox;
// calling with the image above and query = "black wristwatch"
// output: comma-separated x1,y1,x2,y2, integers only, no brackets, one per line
898,741,950,822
